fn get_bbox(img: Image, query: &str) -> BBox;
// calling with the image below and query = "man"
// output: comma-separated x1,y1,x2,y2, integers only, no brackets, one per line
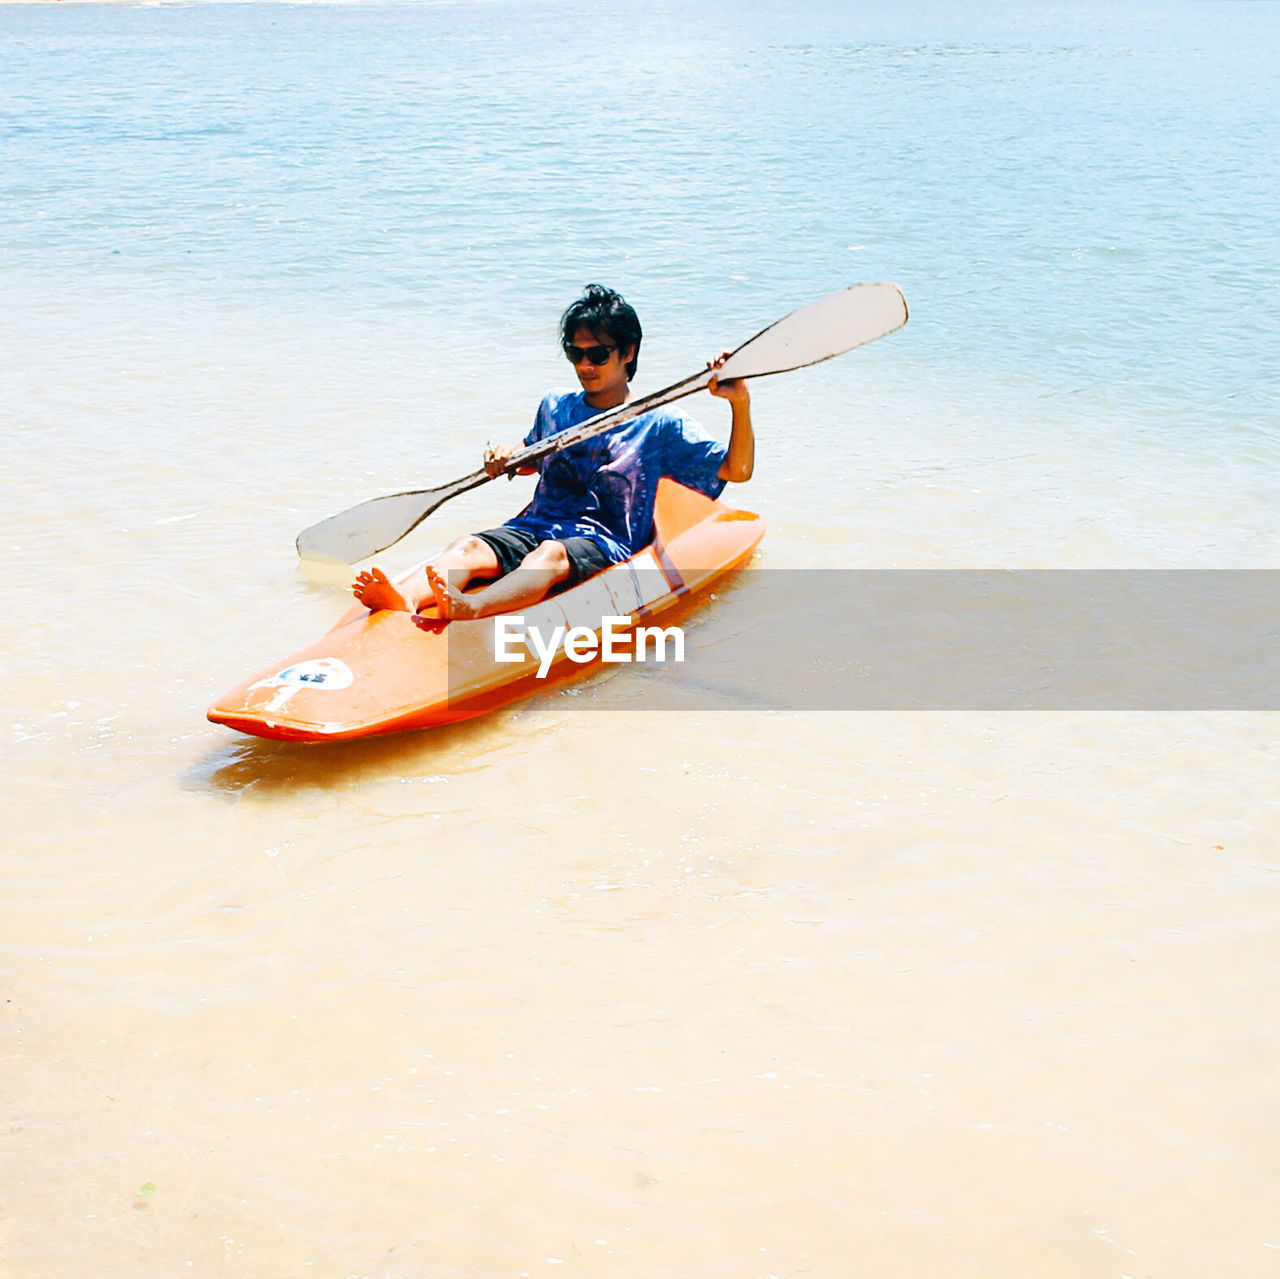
352,284,754,623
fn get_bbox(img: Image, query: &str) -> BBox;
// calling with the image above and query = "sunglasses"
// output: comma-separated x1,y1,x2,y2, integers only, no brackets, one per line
563,342,618,366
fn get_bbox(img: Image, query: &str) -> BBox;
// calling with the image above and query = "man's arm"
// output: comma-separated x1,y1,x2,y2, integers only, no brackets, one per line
709,361,754,483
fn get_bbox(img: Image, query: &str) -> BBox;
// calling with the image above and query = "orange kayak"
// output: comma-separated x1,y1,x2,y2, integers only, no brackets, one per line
207,480,765,741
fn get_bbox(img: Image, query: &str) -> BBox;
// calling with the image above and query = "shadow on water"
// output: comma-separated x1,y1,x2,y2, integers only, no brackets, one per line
182,704,530,797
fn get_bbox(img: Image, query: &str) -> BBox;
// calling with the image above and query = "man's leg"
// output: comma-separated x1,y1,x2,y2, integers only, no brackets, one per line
421,540,573,622
352,534,503,613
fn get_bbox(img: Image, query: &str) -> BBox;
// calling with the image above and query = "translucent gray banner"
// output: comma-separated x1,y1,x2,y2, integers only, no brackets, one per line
444,571,1280,711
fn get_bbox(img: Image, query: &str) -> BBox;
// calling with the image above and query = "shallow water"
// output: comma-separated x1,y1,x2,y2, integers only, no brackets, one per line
2,2,1279,1276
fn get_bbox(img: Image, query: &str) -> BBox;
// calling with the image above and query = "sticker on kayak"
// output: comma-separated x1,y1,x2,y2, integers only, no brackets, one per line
250,658,354,711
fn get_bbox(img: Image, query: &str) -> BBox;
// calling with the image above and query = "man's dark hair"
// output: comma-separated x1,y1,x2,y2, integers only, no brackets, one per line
560,284,642,381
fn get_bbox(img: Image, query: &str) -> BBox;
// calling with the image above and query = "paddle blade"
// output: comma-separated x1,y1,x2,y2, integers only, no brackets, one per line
296,484,456,564
717,282,908,381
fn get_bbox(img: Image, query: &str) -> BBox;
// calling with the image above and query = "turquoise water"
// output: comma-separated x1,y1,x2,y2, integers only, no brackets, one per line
5,0,1280,600
4,0,1278,434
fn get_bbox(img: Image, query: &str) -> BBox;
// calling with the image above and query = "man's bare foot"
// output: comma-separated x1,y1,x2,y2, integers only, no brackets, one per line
426,565,482,620
411,613,447,635
352,566,412,612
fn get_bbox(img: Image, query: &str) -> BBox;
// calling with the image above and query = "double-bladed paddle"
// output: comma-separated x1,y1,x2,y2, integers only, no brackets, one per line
295,281,908,563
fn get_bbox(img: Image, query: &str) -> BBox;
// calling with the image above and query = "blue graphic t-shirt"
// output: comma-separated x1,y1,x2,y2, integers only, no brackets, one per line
503,389,729,563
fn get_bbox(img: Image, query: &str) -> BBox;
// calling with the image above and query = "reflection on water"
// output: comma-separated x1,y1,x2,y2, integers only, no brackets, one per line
183,710,517,795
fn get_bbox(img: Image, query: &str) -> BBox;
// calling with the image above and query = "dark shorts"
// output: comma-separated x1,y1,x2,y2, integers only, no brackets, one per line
474,526,612,589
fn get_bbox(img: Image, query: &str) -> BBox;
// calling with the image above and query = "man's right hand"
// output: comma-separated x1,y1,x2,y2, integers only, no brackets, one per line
483,443,517,478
